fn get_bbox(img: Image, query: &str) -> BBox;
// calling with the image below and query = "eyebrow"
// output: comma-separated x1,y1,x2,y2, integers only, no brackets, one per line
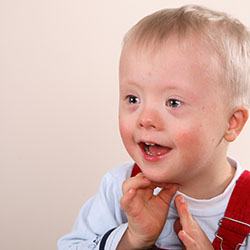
120,79,186,92
120,80,141,87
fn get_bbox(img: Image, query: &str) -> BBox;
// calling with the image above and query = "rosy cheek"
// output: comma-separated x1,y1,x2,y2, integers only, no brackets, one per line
119,121,130,142
175,128,202,148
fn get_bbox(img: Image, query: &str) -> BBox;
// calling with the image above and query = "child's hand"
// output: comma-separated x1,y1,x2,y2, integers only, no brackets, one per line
118,173,178,249
174,195,214,250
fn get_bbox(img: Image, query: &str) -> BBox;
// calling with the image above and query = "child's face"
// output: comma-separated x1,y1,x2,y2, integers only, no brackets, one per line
119,35,230,185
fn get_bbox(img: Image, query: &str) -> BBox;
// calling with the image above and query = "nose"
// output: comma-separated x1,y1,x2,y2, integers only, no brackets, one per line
137,107,164,131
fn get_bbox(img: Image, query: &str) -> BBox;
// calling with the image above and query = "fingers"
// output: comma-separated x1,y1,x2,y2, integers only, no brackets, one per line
122,173,152,195
178,230,198,249
175,195,195,229
157,184,179,206
121,173,179,217
120,188,138,215
175,195,214,250
120,173,152,216
178,229,214,250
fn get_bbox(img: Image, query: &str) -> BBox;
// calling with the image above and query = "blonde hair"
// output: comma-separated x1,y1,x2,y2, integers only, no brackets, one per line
123,5,250,107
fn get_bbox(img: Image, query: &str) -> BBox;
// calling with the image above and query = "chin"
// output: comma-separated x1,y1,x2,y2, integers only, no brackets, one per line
142,169,169,183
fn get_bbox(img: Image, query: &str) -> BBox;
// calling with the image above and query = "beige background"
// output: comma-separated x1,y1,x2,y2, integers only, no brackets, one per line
1,1,250,250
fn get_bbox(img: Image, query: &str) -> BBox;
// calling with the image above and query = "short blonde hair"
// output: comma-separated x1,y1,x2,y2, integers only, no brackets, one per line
123,5,250,107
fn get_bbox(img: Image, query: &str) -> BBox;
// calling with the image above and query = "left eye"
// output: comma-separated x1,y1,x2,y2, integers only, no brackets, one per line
166,99,182,108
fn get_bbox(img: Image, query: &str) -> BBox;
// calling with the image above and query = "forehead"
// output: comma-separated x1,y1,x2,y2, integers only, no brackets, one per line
119,35,222,92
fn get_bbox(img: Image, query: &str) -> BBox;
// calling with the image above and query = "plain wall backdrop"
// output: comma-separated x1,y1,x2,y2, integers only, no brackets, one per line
1,1,250,249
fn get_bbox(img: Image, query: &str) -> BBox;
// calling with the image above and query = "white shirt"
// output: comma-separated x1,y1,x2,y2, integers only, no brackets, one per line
57,158,250,250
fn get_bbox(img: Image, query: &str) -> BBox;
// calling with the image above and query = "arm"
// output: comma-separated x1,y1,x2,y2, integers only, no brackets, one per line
57,170,129,250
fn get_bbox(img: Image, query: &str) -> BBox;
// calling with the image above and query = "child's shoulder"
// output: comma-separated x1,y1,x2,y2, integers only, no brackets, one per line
98,162,134,191
97,162,135,200
106,161,135,182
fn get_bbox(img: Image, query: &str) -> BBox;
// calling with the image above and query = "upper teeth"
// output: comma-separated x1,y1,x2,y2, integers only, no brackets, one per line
145,142,155,146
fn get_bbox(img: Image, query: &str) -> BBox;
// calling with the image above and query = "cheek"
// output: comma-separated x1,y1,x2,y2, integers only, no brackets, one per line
119,119,136,159
119,117,132,144
175,125,204,149
174,123,218,154
176,131,198,147
174,128,209,168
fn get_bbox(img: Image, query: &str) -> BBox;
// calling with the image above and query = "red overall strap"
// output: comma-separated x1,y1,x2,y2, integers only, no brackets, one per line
212,170,250,249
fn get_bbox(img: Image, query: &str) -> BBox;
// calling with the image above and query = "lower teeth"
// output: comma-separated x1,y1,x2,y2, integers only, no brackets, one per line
145,146,153,156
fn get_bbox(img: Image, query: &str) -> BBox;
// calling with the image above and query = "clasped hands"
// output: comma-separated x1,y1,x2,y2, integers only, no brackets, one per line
118,173,214,250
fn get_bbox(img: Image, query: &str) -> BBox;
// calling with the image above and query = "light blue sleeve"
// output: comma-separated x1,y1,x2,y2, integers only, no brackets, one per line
57,165,132,250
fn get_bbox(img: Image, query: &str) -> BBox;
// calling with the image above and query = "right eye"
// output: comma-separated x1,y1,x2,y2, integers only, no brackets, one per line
126,95,140,104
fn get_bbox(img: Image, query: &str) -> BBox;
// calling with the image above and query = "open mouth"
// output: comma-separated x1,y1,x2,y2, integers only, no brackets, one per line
139,142,172,157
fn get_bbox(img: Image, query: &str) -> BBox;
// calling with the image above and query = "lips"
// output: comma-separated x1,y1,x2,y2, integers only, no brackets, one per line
139,141,172,161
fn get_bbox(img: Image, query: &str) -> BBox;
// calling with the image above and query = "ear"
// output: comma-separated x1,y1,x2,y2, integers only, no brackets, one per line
224,107,249,142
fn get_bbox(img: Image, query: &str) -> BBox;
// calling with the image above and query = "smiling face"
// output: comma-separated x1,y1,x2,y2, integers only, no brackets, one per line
119,35,232,189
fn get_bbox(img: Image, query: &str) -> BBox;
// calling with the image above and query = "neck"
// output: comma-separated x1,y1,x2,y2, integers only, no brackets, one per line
179,158,235,199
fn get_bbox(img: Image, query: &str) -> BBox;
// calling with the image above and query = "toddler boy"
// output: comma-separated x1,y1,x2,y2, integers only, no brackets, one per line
58,5,250,250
